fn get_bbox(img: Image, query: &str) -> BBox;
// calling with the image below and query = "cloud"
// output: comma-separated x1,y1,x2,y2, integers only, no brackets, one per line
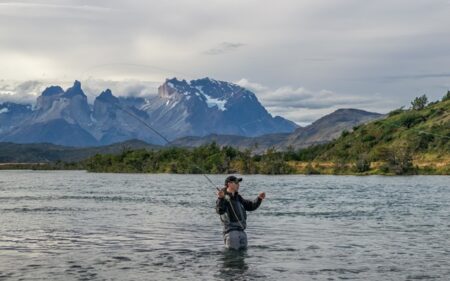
0,80,47,104
203,42,245,55
81,79,160,101
235,78,268,92
382,73,450,81
236,78,393,125
0,2,113,13
262,87,374,109
236,78,374,109
1,0,450,116
302,58,334,62
0,79,161,105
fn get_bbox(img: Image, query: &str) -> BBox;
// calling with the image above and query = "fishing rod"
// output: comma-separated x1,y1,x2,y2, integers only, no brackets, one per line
81,62,249,188
79,59,253,229
108,101,220,189
109,100,246,229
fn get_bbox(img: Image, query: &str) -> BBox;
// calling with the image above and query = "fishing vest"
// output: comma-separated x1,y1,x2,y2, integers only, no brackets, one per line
219,193,248,233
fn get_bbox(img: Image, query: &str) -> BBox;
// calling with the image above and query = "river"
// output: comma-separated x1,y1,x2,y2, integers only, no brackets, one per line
1,171,449,280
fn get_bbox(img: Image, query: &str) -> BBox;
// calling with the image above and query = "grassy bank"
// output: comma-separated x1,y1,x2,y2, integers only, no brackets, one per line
288,158,450,175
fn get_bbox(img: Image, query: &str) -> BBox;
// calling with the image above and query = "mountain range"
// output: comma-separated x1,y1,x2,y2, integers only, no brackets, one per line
0,78,298,146
0,78,382,150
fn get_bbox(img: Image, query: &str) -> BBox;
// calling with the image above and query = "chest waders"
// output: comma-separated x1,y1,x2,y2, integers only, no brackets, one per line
221,195,248,250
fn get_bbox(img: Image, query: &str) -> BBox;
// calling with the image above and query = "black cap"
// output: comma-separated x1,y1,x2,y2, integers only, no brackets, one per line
225,175,242,185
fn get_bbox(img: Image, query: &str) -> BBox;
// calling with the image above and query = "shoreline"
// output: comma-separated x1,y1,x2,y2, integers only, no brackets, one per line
1,161,448,175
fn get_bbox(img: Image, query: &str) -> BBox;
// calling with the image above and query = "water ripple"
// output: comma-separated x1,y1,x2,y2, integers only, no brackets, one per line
0,171,449,280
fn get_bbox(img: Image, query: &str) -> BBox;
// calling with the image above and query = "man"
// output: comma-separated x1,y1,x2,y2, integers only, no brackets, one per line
216,175,266,250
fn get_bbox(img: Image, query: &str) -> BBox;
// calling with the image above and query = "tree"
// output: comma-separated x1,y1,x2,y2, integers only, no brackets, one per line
443,90,450,102
259,147,293,174
355,154,371,173
237,148,257,174
398,111,423,128
411,94,428,110
377,145,416,175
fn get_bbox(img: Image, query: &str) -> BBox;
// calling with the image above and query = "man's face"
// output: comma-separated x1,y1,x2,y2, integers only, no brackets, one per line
227,181,240,192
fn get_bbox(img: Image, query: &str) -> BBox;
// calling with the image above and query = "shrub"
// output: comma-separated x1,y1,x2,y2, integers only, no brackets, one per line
355,155,371,173
377,145,417,175
411,94,428,110
398,111,424,128
305,163,320,175
362,135,376,142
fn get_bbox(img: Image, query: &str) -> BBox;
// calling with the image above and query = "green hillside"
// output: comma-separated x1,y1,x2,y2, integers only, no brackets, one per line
308,93,450,174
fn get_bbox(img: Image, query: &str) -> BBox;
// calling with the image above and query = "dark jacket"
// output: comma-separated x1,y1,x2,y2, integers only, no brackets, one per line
216,188,262,234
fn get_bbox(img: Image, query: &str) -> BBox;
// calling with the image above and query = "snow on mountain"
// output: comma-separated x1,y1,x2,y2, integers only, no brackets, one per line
0,78,299,146
143,77,298,139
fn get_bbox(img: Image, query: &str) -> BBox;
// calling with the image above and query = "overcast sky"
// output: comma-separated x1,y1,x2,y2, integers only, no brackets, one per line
1,0,450,125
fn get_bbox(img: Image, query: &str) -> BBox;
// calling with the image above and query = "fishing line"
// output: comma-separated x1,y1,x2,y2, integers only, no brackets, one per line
109,99,246,230
79,62,448,232
110,102,171,144
109,102,212,182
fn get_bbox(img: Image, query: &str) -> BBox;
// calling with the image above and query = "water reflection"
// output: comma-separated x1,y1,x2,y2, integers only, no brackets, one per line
216,249,248,280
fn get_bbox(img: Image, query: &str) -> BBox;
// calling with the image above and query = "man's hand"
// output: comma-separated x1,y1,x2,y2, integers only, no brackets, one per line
258,192,266,200
217,190,225,199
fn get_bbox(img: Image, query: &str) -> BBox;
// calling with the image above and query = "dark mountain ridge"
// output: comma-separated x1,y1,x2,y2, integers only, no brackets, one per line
0,78,298,146
171,108,383,152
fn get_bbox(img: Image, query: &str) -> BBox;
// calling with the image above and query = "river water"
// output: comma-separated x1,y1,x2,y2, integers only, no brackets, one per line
0,171,449,280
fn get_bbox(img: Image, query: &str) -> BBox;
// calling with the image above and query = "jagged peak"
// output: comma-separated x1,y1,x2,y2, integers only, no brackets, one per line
165,77,188,87
64,80,86,98
193,77,242,87
160,78,196,100
99,89,113,98
193,77,219,84
166,77,241,90
97,89,118,103
42,86,64,97
163,77,249,99
73,80,81,89
191,78,250,100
